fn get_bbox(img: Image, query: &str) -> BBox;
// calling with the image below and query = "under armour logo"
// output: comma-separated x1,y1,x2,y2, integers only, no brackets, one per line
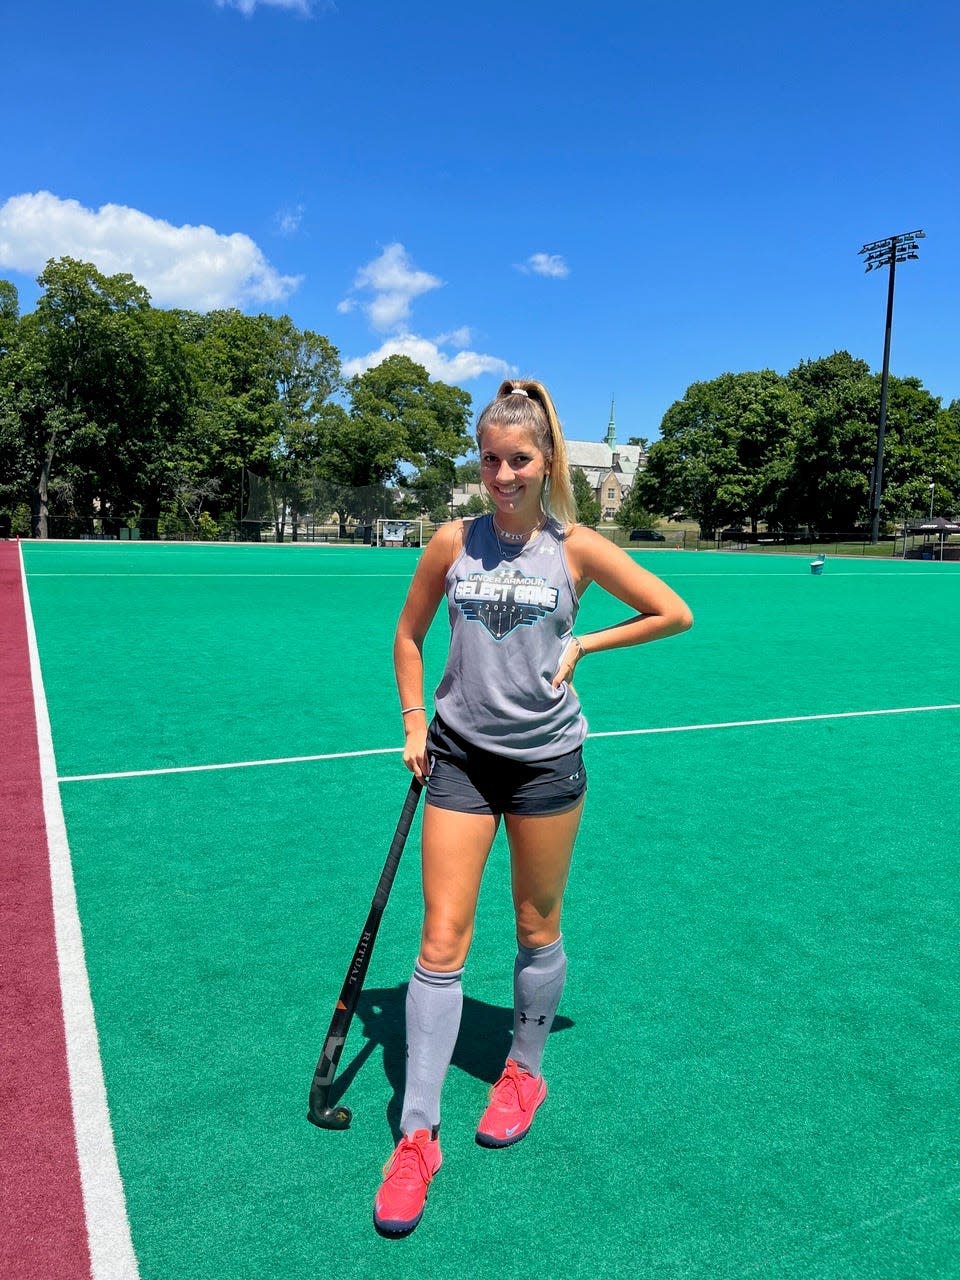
519,1012,546,1026
453,570,558,640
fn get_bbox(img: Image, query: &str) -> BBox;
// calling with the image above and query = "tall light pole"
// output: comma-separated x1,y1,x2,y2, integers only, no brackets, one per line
929,481,936,521
858,229,925,544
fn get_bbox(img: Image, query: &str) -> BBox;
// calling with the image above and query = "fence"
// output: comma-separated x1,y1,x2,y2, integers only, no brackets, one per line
14,511,960,560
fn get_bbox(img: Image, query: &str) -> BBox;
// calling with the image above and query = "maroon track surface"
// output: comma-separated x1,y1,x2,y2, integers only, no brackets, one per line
0,542,91,1279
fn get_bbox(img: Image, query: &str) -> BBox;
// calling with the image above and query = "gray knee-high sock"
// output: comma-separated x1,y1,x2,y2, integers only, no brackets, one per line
508,936,567,1077
401,962,464,1135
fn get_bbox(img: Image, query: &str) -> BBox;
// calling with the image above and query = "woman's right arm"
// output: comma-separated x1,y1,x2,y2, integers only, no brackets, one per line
394,520,463,780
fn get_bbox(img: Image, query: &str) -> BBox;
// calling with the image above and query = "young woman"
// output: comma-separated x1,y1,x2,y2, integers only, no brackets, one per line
374,379,693,1235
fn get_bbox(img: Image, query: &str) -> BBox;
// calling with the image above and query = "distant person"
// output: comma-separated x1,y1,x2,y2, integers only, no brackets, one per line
375,379,693,1234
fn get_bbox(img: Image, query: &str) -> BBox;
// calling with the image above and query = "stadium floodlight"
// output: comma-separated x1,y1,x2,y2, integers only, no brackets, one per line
858,229,925,544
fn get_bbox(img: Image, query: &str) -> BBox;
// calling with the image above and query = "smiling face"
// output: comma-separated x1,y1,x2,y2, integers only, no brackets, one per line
478,422,550,527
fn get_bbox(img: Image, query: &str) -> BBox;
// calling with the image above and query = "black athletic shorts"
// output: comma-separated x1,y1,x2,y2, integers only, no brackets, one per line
425,715,587,817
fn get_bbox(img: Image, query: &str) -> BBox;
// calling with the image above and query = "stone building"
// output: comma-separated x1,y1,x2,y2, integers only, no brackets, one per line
566,401,647,519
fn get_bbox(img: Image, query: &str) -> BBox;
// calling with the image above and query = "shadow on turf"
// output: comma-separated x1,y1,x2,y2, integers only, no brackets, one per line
327,983,574,1142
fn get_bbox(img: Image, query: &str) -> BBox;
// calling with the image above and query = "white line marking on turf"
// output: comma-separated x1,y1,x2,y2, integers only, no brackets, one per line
27,572,412,578
60,746,401,782
652,571,959,578
57,704,960,783
19,545,141,1278
587,704,960,739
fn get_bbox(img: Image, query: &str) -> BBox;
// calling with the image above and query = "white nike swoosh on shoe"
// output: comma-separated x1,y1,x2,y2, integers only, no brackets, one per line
505,1124,521,1136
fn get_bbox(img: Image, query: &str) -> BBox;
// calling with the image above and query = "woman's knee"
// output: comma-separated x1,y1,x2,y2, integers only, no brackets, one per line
419,917,474,970
513,902,563,951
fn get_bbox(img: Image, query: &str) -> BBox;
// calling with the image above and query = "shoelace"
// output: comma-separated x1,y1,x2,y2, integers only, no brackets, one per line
383,1136,433,1184
490,1064,533,1112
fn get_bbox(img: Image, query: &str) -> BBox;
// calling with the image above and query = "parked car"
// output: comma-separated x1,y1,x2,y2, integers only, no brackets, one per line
629,528,665,541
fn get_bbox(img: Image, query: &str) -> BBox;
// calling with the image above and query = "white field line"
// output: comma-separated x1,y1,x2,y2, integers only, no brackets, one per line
57,703,960,784
587,704,960,739
60,746,402,782
19,546,141,1278
28,569,960,580
653,571,960,578
26,573,412,578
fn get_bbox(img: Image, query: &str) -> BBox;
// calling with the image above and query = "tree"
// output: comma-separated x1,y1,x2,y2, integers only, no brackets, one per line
0,282,30,508
317,355,472,532
0,280,19,353
879,379,960,525
264,317,341,540
782,352,876,530
632,371,804,534
180,310,342,540
784,352,954,531
13,257,184,536
188,309,286,515
346,355,472,477
571,467,601,526
614,487,659,532
405,461,456,521
461,493,492,516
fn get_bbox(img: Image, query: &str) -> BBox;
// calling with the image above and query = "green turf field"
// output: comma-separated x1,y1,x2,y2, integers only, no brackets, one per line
23,542,960,1279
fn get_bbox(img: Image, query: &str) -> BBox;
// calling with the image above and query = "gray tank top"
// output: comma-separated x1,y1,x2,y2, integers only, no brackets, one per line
432,516,587,761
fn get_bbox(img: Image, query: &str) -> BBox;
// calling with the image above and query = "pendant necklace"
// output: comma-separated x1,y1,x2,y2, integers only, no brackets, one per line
493,515,545,554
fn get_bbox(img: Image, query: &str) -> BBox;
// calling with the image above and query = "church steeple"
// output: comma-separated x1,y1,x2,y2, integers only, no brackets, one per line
604,395,617,450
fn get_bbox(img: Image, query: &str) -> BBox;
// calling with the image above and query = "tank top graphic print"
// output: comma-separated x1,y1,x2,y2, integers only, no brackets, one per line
433,516,587,761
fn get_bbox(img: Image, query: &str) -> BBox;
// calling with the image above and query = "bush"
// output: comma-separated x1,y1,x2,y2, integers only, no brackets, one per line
462,494,492,516
197,511,219,541
615,494,659,532
157,507,187,539
10,503,31,537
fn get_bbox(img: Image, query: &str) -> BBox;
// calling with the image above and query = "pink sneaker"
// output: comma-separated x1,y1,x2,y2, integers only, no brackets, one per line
373,1129,442,1234
475,1059,547,1148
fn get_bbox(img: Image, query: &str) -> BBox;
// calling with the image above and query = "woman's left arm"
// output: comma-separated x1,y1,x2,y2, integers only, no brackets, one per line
551,527,693,688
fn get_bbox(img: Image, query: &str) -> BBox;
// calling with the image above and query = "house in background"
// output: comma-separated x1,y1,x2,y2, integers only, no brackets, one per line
450,481,486,513
566,400,647,520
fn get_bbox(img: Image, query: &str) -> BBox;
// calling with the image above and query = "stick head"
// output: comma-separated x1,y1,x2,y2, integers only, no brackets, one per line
307,1103,352,1131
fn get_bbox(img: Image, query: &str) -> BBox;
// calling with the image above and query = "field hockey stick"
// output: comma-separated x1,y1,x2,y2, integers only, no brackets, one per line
307,775,423,1130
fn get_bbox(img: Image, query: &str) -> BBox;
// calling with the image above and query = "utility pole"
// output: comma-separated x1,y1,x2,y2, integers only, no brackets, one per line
858,230,924,544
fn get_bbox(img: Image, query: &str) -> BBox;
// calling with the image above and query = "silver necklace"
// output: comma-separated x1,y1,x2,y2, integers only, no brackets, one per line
493,516,544,544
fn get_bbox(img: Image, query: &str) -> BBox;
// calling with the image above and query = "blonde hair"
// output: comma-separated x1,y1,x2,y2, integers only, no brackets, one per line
475,379,576,526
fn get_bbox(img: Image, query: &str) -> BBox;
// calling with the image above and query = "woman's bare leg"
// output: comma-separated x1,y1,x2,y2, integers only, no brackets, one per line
401,804,498,1135
418,804,499,969
505,799,584,948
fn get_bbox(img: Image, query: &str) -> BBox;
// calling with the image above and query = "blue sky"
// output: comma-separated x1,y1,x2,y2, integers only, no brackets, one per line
1,0,957,445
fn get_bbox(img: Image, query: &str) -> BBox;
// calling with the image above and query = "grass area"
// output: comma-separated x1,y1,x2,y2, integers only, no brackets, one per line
21,542,960,1280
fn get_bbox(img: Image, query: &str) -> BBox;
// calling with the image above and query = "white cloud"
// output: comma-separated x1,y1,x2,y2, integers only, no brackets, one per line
275,203,305,236
215,0,320,16
342,335,515,383
434,326,473,349
340,243,511,382
517,252,570,278
0,191,302,310
341,243,443,333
